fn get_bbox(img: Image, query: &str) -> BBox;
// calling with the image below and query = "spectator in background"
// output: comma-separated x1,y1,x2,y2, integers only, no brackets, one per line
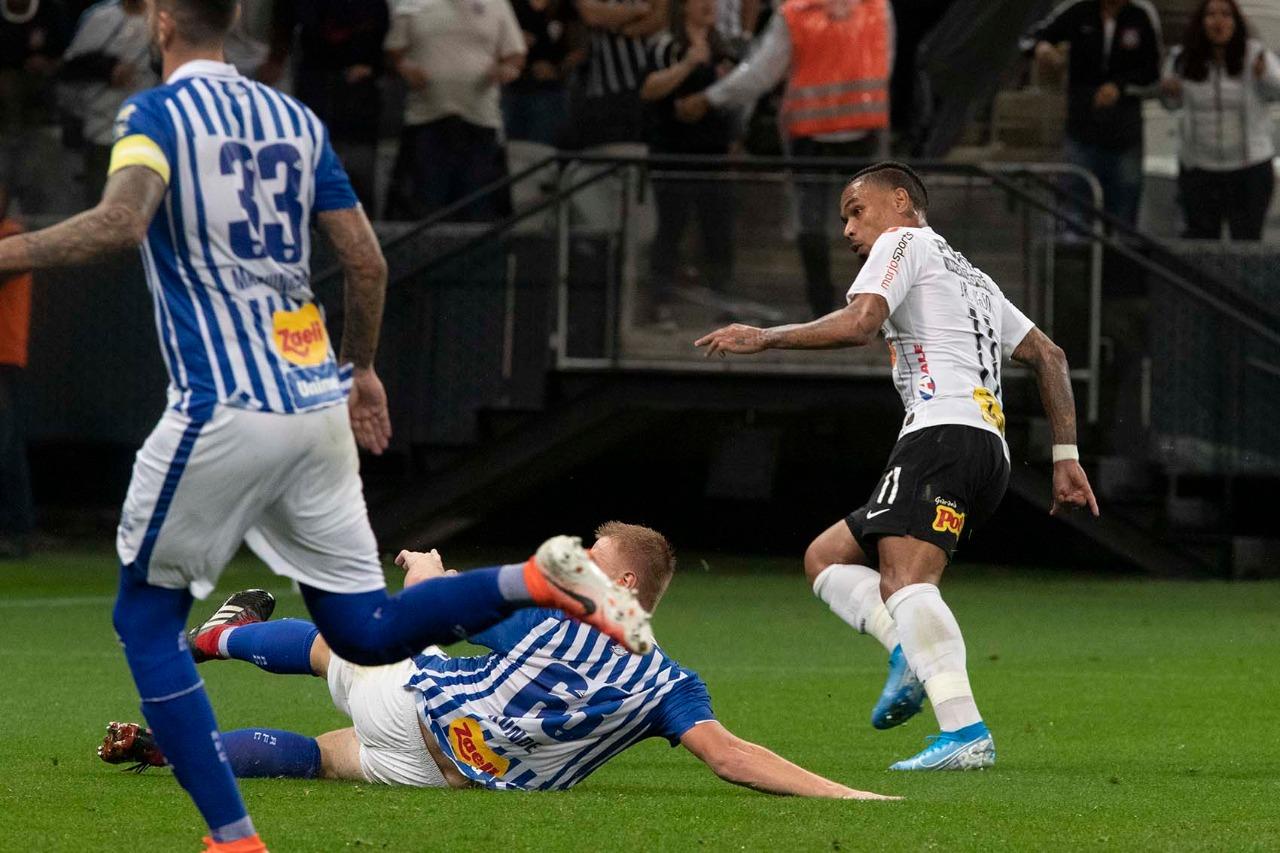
504,0,584,146
1023,0,1163,227
677,0,893,318
570,0,668,148
1161,0,1279,240
0,0,71,215
269,0,390,211
58,0,154,205
715,0,761,52
225,0,275,80
385,0,525,221
0,182,33,560
641,0,738,326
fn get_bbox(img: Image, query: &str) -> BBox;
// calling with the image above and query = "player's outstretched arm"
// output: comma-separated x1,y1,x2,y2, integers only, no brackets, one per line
1011,327,1100,517
694,294,888,358
0,166,165,274
318,206,392,454
679,721,899,800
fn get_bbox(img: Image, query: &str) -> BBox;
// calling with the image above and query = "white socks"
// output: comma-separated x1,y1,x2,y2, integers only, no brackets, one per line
885,583,982,732
812,564,900,652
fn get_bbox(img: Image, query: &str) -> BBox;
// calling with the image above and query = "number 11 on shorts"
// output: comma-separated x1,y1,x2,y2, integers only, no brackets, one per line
877,467,902,505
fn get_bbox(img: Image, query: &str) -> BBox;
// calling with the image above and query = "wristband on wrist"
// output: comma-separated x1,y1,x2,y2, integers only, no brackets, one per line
1051,444,1079,463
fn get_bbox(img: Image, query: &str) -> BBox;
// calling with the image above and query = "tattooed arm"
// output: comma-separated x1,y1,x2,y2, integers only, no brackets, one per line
1011,327,1099,517
316,206,392,455
0,166,166,273
317,206,387,370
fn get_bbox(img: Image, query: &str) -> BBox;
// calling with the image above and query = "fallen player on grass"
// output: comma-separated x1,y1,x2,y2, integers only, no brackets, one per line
100,523,895,800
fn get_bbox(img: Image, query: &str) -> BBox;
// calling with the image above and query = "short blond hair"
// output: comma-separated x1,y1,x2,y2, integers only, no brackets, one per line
595,521,676,610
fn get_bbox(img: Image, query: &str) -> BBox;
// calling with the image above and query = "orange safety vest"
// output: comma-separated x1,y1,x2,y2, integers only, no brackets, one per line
780,0,890,139
0,219,32,368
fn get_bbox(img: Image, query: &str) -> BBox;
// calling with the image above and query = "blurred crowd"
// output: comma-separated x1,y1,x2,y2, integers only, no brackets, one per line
0,0,1276,236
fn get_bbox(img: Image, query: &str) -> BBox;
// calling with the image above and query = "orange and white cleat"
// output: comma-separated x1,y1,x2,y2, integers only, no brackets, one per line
201,834,268,852
524,535,655,654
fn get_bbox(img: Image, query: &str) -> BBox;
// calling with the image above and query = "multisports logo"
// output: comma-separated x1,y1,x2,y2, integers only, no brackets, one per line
448,718,510,777
931,504,966,536
879,232,914,290
272,304,329,366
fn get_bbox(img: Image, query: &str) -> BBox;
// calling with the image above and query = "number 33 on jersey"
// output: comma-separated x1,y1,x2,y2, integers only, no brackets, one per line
108,61,361,420
845,226,1034,453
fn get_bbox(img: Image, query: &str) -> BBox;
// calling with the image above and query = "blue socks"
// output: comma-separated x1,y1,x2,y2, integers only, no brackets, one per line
222,729,322,779
224,619,320,675
300,565,519,666
113,571,254,844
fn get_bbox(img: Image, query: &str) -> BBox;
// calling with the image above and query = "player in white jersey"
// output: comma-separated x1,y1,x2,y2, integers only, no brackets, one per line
696,161,1099,771
0,2,651,850
99,523,897,800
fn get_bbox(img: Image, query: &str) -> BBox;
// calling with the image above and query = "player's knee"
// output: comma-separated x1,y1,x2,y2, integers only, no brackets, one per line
878,568,908,602
320,633,408,667
802,540,830,587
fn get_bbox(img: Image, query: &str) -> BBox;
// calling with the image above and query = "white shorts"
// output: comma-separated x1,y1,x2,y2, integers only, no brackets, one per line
327,652,448,787
116,404,384,599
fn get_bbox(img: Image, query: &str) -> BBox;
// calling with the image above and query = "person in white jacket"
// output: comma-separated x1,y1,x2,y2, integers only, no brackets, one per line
1161,0,1280,240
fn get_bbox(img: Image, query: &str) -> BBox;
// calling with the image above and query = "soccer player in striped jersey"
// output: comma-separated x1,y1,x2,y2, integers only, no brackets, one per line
100,523,897,800
0,2,651,850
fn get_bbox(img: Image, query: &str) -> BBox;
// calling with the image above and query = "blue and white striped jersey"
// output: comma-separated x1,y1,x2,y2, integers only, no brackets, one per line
407,609,715,791
108,60,359,421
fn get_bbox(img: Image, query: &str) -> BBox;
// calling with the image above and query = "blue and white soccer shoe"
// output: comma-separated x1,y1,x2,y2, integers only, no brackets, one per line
889,721,995,771
871,645,926,730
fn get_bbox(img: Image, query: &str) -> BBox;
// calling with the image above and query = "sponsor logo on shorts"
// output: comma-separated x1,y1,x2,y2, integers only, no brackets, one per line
285,363,346,407
931,504,966,537
447,717,510,777
879,232,914,290
273,304,330,367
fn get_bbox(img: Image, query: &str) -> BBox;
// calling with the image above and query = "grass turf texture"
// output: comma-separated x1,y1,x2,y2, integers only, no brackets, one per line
2,552,1280,852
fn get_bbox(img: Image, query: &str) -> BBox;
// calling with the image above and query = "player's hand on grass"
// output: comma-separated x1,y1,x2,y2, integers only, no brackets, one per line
1050,460,1100,517
396,548,455,587
349,368,392,455
695,324,769,358
841,788,902,801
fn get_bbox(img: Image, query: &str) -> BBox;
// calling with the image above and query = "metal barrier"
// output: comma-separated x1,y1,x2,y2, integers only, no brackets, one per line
542,155,1103,424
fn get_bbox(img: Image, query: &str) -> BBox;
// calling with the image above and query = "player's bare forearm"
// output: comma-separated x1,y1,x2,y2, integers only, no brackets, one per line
695,296,885,357
681,722,896,800
0,166,164,273
716,740,871,798
318,206,388,369
1011,327,1076,444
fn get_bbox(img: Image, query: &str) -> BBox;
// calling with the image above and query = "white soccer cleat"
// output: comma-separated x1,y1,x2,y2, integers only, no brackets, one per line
530,535,655,655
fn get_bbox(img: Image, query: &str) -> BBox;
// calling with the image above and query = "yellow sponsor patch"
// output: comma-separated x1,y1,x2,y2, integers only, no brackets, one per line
972,387,1006,434
447,718,510,777
108,133,171,185
272,304,329,366
931,505,966,536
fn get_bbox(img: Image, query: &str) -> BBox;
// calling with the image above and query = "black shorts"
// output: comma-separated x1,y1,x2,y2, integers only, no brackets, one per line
846,425,1010,563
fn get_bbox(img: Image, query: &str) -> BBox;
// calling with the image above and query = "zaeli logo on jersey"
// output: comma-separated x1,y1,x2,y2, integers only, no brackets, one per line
448,718,510,777
272,304,329,366
913,344,935,400
931,498,966,537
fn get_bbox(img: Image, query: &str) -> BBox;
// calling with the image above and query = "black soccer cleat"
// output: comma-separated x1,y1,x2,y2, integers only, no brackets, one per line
187,589,276,663
98,721,167,773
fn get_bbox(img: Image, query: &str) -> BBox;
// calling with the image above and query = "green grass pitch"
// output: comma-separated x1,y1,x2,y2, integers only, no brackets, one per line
3,550,1280,852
